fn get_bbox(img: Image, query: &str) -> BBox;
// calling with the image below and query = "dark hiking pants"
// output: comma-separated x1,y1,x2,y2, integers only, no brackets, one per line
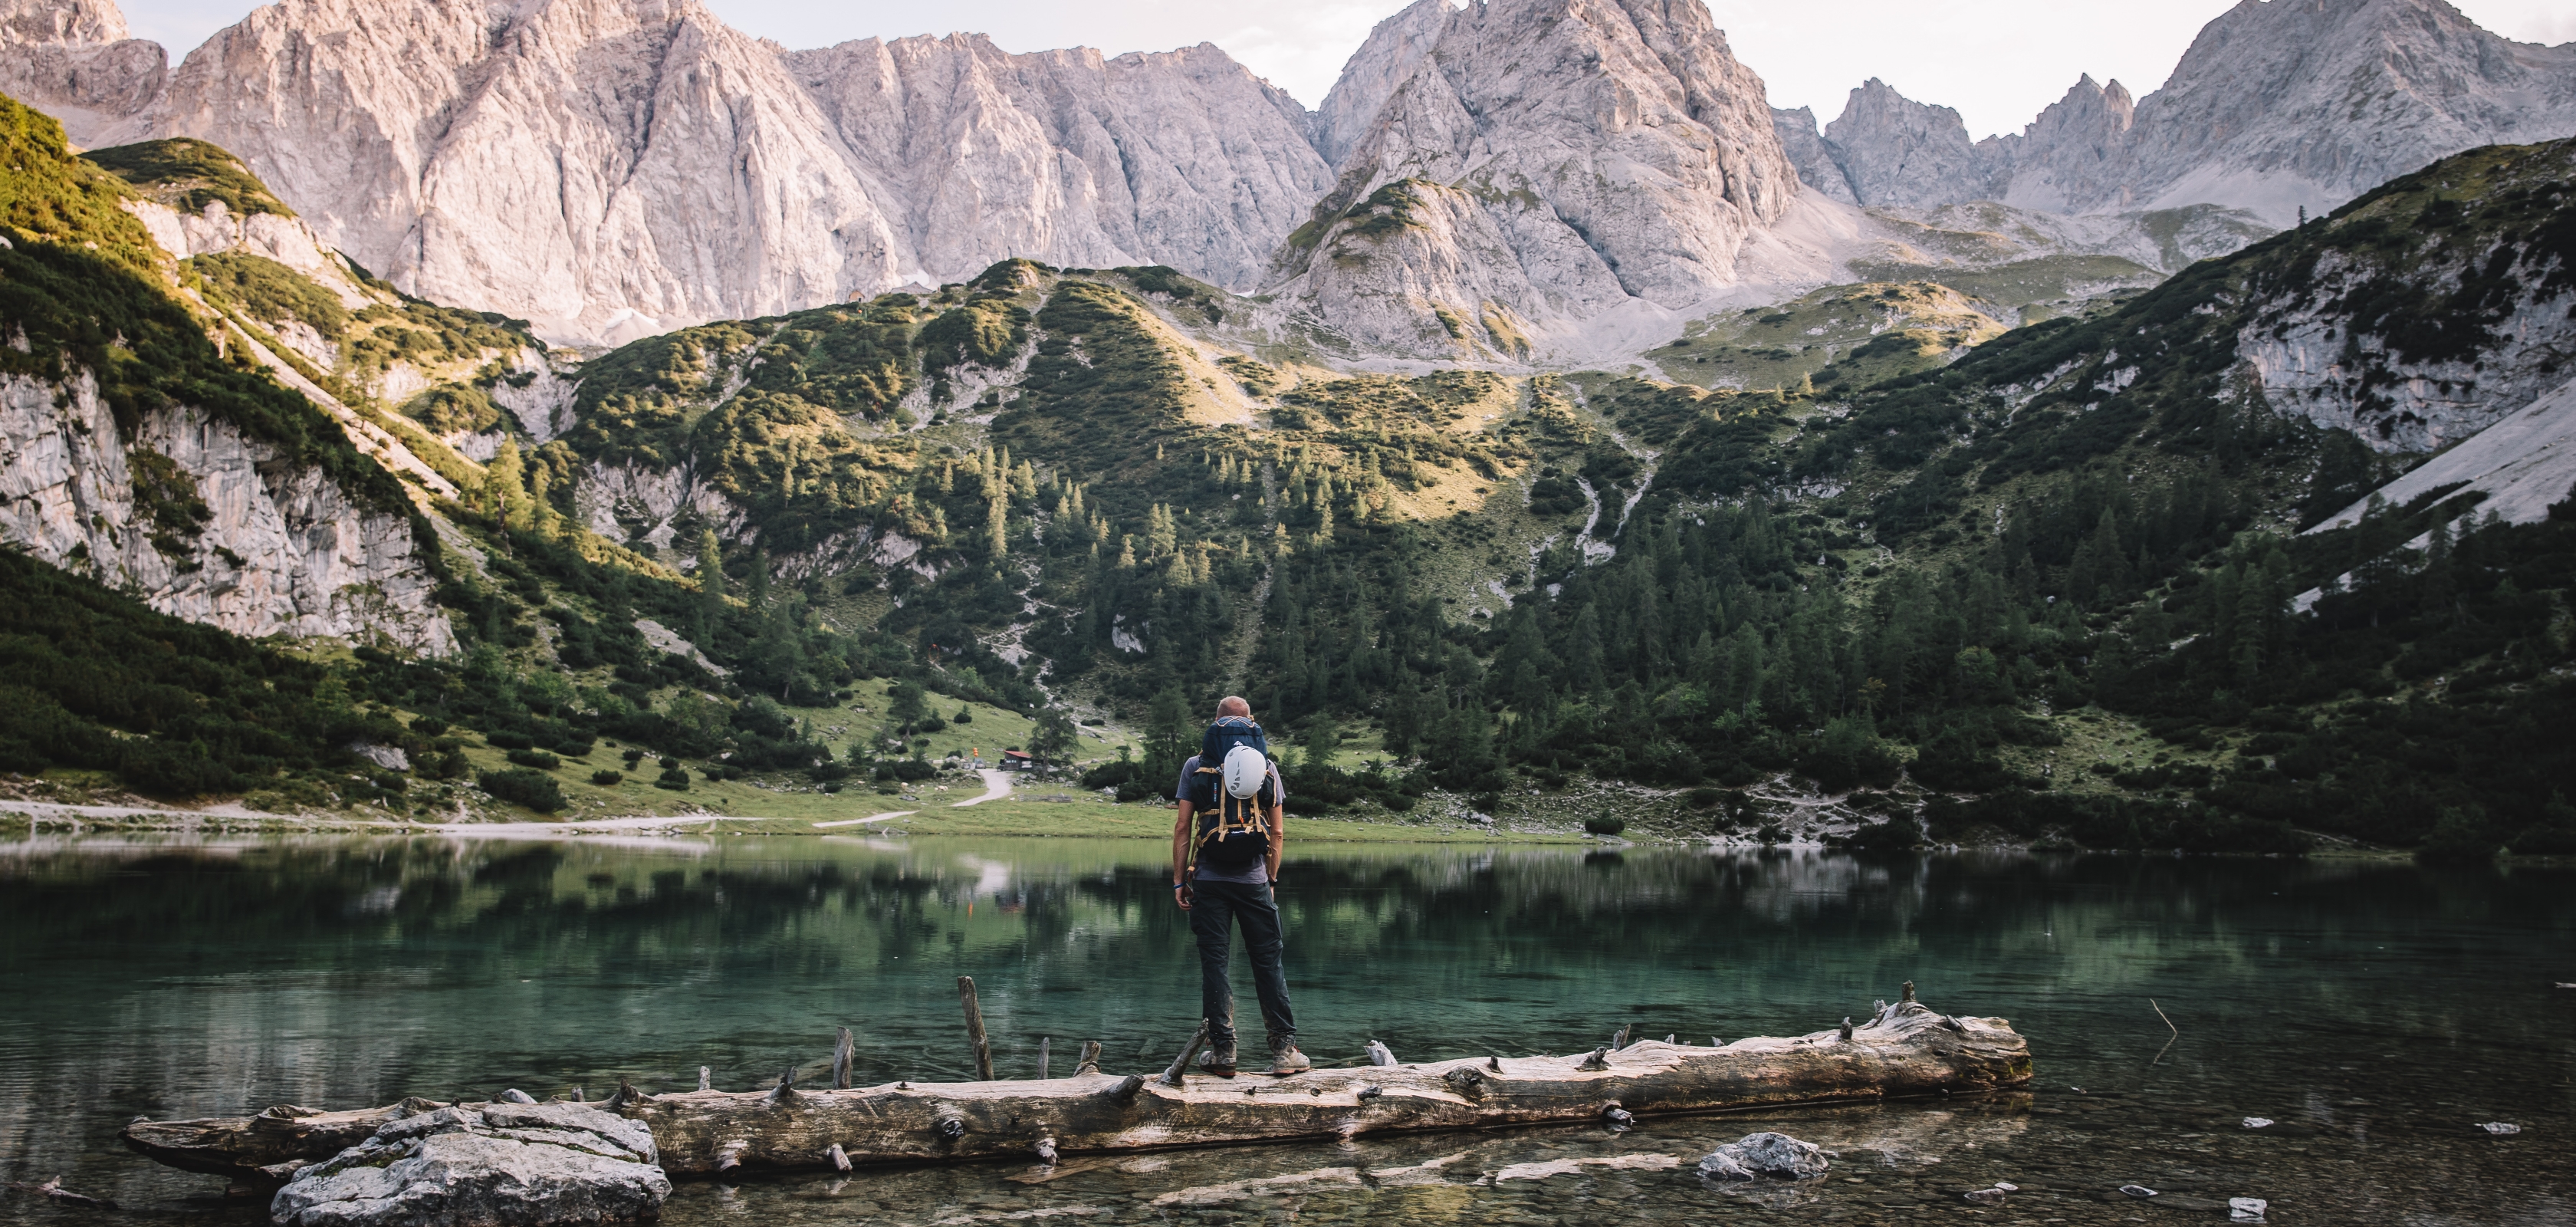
1188,879,1296,1050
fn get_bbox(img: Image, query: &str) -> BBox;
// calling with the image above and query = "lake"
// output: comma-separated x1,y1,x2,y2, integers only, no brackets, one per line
1,835,2569,1224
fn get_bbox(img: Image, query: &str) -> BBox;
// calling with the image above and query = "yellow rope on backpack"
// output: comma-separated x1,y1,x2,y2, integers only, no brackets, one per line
1186,765,1270,875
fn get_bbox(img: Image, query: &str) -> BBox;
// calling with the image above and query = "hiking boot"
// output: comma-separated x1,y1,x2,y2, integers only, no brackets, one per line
1266,1039,1312,1076
1199,1041,1238,1078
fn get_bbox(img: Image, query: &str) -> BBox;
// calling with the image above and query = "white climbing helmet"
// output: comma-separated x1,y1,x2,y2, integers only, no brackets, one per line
1222,744,1268,800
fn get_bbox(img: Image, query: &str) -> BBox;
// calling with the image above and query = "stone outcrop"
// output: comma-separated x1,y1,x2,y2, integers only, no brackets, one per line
1697,1131,1831,1180
270,1103,667,1227
1769,107,1856,206
0,370,458,656
2237,250,2576,453
1274,0,1802,357
1782,0,2576,224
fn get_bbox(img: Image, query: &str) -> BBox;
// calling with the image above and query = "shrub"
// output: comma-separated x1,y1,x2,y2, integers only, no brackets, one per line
622,748,646,767
654,768,691,791
485,730,535,750
478,768,564,813
952,709,973,724
410,718,449,736
1843,816,1922,853
506,748,560,770
1582,815,1626,836
555,740,594,758
590,770,623,786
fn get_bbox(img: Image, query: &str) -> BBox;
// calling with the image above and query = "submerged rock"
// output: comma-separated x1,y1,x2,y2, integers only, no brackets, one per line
1697,1132,1829,1180
271,1104,668,1227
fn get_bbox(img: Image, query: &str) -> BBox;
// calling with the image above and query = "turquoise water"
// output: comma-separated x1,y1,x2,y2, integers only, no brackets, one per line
0,836,2570,1224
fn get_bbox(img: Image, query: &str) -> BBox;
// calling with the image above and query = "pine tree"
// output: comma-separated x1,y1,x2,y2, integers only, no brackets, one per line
695,528,726,641
488,439,534,531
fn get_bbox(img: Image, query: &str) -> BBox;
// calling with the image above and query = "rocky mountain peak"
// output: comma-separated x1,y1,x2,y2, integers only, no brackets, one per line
5,0,1329,344
1779,0,2576,222
1279,0,1802,357
1821,78,1995,209
1312,0,1451,167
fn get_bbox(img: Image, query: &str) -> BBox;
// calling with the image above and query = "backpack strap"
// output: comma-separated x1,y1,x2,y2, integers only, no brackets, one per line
1185,766,1269,876
1185,766,1224,877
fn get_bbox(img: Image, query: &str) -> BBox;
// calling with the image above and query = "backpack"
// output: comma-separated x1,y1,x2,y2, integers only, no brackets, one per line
1190,739,1275,875
1200,717,1266,771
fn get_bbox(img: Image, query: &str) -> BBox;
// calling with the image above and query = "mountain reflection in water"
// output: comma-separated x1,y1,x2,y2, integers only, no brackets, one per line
1,837,2569,1225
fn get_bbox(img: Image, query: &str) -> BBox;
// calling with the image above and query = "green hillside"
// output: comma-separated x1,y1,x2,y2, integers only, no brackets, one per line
5,81,2574,854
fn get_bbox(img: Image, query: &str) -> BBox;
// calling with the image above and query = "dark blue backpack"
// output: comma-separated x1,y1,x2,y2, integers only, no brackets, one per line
1188,719,1273,873
1199,717,1267,771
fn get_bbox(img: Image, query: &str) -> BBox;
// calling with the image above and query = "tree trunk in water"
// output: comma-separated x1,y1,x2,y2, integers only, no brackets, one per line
121,1002,2028,1180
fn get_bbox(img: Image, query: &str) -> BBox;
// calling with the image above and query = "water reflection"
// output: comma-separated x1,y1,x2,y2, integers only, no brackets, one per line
1,837,2571,1224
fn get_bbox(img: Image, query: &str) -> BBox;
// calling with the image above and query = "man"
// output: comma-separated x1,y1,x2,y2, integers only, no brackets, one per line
1170,696,1310,1077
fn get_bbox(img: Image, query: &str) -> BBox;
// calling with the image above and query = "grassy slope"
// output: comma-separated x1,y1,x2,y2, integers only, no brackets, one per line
12,99,2572,852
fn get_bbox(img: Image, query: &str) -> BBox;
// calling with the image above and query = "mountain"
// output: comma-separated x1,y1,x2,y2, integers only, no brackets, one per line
5,0,1330,347
1269,0,1802,358
1781,0,2576,223
5,71,2574,853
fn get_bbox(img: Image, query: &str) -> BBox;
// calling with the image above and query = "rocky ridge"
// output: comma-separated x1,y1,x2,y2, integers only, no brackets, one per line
1783,0,2576,224
7,0,1331,347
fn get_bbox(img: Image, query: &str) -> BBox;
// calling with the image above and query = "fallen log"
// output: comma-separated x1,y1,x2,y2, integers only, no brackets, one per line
121,998,2029,1181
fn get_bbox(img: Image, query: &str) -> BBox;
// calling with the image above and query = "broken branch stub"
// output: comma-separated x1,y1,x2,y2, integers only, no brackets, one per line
1160,1021,1211,1088
958,978,995,1083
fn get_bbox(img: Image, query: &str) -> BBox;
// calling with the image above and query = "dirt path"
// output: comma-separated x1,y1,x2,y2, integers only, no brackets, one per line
950,769,1014,807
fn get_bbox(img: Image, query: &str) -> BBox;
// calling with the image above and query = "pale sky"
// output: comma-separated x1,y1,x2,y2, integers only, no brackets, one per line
117,0,2576,140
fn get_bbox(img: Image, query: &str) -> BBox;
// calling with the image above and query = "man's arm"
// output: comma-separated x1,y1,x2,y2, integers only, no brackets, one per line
1171,799,1195,910
1266,802,1285,883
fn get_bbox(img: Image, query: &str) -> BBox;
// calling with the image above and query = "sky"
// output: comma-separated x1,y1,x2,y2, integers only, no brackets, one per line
117,0,2576,141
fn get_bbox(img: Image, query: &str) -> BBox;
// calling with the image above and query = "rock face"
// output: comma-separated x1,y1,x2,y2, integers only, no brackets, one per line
0,371,458,656
12,0,1329,346
1275,0,1802,357
271,1104,667,1227
1784,0,2576,223
1309,0,1451,167
1821,80,1998,209
0,0,164,140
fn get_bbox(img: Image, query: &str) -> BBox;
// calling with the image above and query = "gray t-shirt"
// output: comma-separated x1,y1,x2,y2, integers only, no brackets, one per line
1176,753,1285,884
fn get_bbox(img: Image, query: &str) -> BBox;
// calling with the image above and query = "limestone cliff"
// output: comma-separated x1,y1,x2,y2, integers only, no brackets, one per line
0,370,456,655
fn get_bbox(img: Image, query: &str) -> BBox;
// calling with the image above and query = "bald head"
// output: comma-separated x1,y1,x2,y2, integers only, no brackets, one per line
1217,696,1250,718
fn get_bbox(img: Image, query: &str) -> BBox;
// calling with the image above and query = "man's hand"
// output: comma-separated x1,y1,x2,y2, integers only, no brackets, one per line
1173,881,1194,911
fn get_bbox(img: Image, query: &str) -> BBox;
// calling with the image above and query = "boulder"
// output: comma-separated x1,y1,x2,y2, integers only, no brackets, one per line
270,1104,668,1227
1697,1132,1830,1180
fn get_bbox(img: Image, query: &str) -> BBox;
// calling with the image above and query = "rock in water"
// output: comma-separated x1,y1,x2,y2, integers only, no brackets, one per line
271,1104,668,1227
2230,1197,2269,1222
1696,1132,1830,1181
